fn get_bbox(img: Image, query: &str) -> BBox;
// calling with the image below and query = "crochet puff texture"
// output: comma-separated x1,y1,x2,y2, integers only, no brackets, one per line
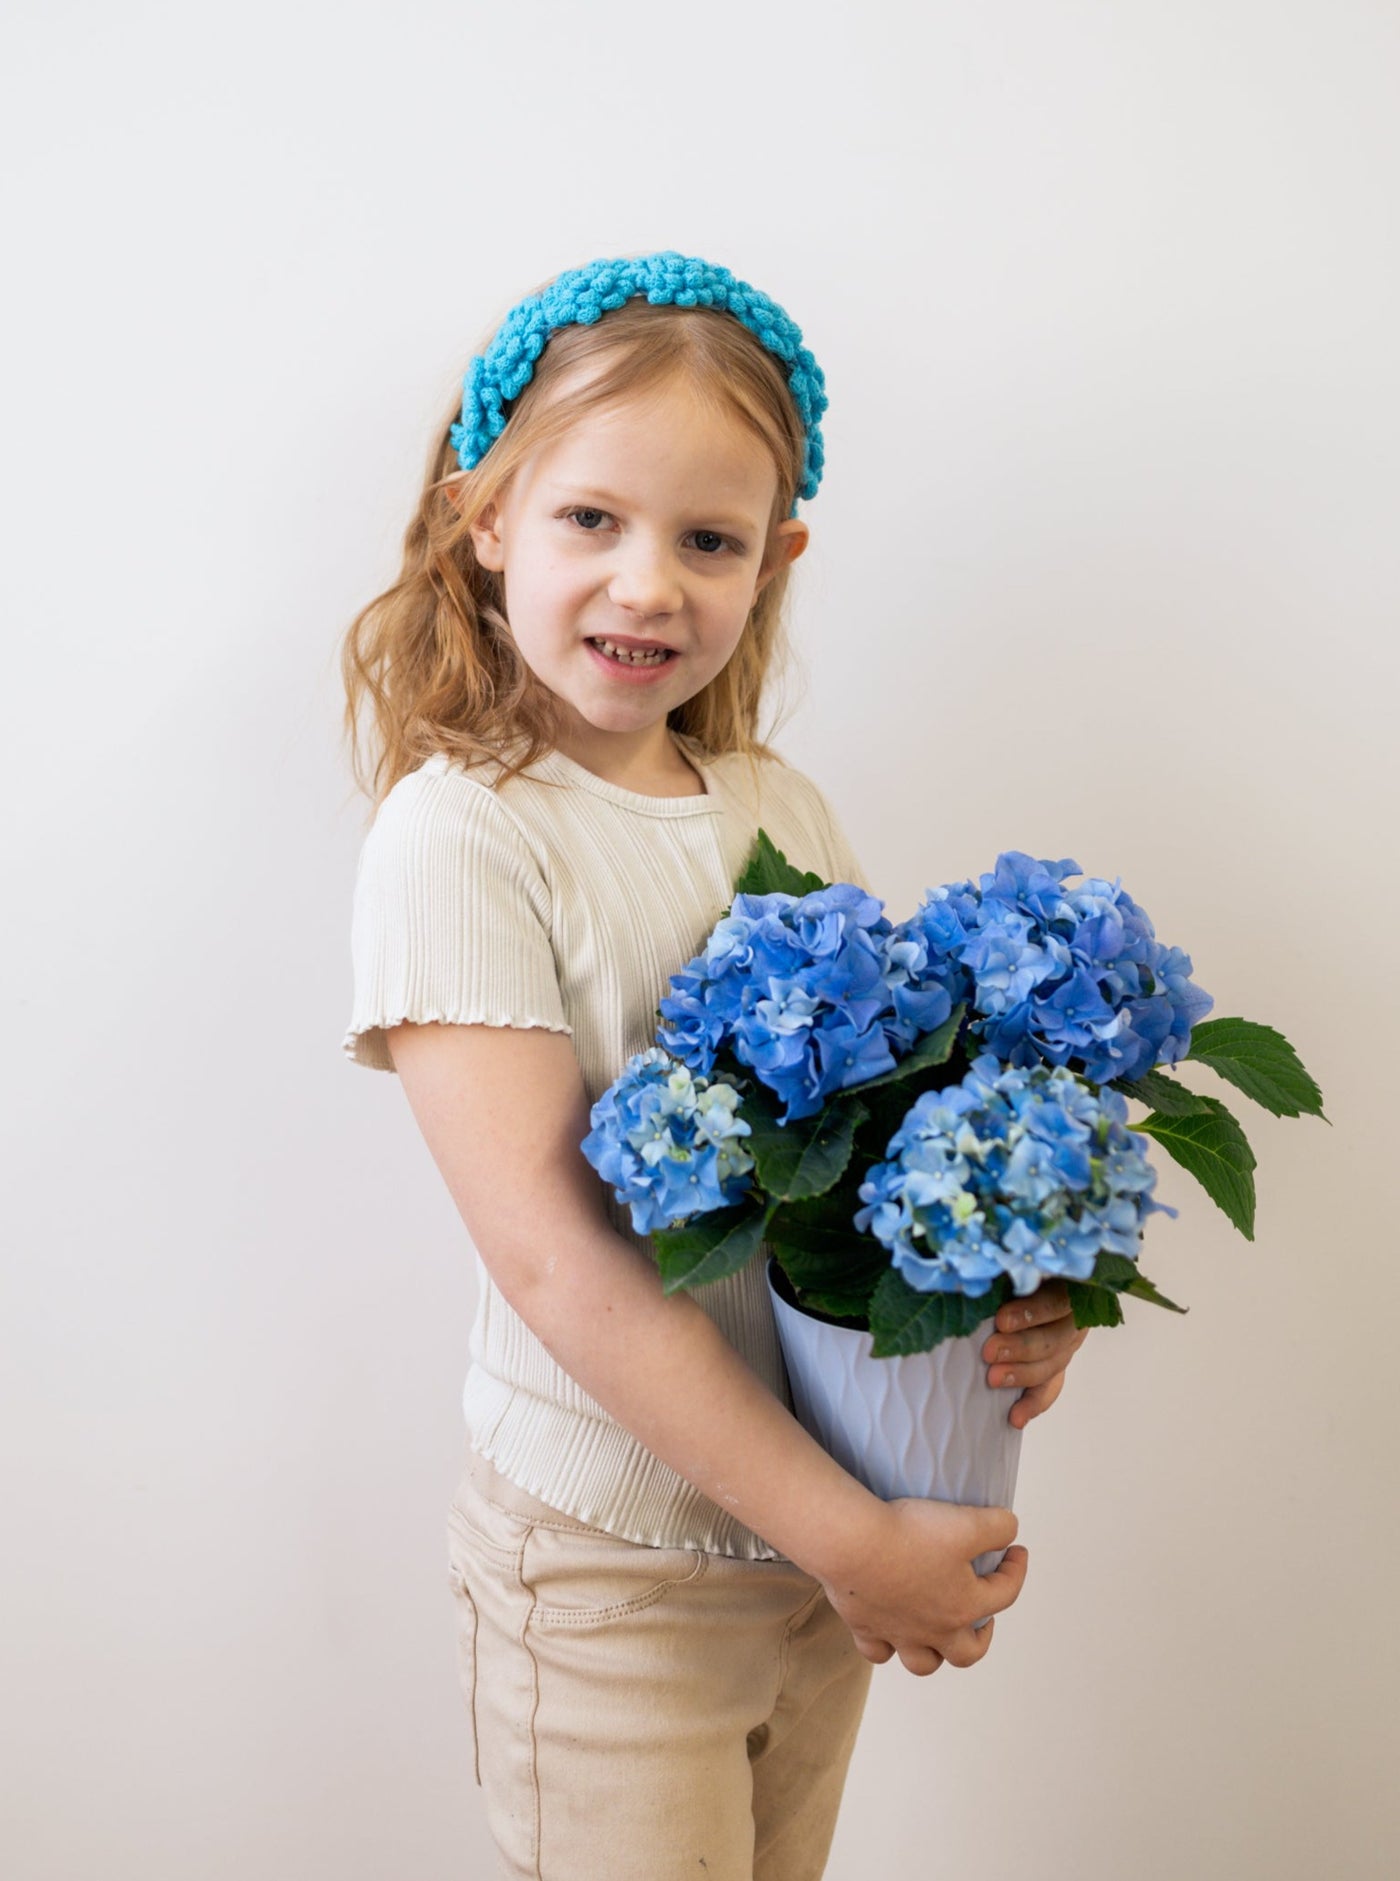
450,251,828,508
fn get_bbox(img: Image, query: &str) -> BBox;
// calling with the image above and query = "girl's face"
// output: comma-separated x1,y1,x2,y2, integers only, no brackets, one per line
469,374,808,775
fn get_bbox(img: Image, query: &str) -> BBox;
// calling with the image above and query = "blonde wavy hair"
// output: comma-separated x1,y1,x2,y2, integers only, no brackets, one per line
340,294,810,808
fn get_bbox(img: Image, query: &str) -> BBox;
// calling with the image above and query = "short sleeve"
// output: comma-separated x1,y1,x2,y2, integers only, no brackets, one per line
341,760,572,1073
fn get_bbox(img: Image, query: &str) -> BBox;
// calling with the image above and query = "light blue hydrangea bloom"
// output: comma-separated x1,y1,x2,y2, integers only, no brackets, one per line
581,1048,756,1236
658,886,953,1123
896,852,1214,1084
855,1053,1175,1298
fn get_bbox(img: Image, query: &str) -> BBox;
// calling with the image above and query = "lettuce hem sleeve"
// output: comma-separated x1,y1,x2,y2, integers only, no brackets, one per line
342,760,572,1076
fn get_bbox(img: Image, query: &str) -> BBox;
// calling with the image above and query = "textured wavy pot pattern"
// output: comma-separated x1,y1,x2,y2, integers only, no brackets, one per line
767,1263,1022,1580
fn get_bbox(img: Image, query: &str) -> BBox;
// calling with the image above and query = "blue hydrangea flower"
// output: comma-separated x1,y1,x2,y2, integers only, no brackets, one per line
855,1053,1175,1298
895,852,1213,1084
657,886,953,1123
581,1048,756,1235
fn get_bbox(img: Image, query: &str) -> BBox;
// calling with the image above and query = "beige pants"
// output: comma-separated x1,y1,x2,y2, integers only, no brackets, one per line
445,1443,873,1881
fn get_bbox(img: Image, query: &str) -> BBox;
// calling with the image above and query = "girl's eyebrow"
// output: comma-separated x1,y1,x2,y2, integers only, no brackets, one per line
544,482,757,531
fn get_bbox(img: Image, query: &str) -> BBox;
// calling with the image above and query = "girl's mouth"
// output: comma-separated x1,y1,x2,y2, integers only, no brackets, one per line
586,636,677,670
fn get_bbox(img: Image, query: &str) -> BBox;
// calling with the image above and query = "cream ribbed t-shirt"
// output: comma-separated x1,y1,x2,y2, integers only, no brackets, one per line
342,735,866,1560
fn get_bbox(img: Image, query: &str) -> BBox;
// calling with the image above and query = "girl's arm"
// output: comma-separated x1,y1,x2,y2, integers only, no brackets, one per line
388,1019,1029,1675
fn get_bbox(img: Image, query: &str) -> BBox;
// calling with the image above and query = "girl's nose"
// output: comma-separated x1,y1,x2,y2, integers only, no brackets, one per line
607,540,684,618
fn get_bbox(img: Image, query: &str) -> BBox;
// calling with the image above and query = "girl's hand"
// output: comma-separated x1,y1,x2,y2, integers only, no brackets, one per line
819,1497,1028,1676
982,1279,1090,1428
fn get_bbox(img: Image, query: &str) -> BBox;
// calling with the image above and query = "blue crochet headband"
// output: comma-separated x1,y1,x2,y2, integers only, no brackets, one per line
449,251,828,513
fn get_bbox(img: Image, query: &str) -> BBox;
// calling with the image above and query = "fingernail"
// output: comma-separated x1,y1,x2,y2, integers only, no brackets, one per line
998,1344,1013,1362
1002,1372,1016,1388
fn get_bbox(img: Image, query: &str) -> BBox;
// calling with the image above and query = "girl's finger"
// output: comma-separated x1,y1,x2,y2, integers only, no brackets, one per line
1009,1372,1066,1428
983,1321,1087,1373
983,1322,1072,1366
995,1282,1071,1335
986,1354,1076,1390
852,1632,895,1665
896,1644,945,1677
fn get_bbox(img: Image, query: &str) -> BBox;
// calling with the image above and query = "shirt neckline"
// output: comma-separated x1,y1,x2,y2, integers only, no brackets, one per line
533,739,724,818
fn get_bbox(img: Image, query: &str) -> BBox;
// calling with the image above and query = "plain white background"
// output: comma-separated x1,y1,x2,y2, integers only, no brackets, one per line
5,2,1398,1875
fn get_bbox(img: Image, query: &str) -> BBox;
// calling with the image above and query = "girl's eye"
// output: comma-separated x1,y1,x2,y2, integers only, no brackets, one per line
562,509,739,556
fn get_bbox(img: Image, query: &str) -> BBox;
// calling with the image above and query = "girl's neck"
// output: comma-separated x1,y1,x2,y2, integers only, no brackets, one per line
552,721,707,798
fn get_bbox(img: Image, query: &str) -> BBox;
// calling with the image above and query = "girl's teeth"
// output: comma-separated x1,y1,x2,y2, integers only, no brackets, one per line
592,638,670,666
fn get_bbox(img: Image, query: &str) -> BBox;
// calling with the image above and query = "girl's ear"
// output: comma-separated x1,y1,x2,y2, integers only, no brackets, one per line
439,473,505,568
756,517,810,591
468,500,506,572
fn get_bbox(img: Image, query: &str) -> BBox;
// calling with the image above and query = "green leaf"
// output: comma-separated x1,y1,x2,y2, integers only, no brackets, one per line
766,1187,891,1293
1066,1282,1125,1330
1135,1098,1258,1239
845,1006,966,1095
1116,1070,1218,1118
768,1254,876,1326
654,1201,773,1293
768,1227,888,1302
1123,1272,1188,1315
1076,1255,1187,1318
744,1097,866,1203
1090,1251,1144,1289
1184,1016,1327,1121
786,1282,881,1324
868,1268,1009,1356
733,828,829,899
767,1194,871,1251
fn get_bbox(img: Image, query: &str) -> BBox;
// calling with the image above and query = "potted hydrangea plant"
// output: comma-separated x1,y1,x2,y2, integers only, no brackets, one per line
582,834,1324,1569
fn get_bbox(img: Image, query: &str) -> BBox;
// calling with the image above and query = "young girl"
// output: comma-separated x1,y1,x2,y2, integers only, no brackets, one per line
339,251,1088,1880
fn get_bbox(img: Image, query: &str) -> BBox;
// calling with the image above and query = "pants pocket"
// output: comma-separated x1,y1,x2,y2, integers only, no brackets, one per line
522,1521,708,1628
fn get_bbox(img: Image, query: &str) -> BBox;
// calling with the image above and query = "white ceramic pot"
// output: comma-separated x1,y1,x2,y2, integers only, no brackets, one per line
767,1261,1022,1579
